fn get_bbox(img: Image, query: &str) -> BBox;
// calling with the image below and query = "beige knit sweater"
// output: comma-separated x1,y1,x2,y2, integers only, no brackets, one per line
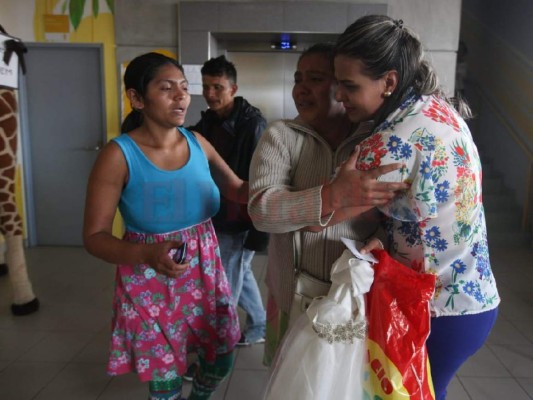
248,119,382,313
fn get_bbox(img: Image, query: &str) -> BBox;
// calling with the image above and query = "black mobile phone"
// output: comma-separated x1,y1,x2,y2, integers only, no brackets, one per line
173,242,188,264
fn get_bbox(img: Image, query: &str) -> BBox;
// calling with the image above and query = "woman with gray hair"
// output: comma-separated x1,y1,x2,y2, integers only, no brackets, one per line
248,42,409,367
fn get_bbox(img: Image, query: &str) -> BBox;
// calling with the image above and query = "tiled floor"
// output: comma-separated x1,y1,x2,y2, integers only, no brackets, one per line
0,243,532,399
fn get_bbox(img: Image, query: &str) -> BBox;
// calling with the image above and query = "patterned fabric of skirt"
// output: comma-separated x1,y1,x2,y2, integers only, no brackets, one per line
107,220,240,382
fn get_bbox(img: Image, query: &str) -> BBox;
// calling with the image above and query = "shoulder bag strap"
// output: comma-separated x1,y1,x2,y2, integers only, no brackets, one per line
291,130,305,273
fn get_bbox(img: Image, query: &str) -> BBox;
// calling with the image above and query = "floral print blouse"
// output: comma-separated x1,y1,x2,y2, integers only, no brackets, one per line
357,92,500,317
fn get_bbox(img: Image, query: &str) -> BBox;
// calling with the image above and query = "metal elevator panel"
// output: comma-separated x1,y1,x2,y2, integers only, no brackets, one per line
227,51,300,123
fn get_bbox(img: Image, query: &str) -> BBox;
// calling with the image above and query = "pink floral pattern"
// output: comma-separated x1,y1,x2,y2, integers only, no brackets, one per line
107,220,240,382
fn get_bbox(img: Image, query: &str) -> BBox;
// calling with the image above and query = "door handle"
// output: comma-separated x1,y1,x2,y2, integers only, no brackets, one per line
84,145,101,151
80,141,103,151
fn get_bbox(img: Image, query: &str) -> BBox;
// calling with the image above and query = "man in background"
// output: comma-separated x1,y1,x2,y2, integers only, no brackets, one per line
189,55,268,348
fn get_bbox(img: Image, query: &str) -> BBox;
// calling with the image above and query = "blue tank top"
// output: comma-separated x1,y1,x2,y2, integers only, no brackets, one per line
112,127,220,234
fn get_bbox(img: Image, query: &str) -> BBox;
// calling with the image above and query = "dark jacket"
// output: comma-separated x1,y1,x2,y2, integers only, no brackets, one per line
188,97,269,251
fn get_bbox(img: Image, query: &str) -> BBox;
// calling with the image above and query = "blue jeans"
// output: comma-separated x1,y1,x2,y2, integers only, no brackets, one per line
217,231,266,342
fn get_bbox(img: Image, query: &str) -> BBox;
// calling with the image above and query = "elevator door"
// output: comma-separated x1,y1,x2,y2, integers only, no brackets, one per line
227,52,299,123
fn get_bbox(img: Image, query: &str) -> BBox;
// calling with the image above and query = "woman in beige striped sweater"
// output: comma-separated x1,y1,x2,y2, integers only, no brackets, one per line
248,43,408,365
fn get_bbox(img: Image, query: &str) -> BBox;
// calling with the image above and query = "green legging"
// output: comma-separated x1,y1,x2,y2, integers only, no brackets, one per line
189,352,235,400
149,351,235,400
149,378,182,400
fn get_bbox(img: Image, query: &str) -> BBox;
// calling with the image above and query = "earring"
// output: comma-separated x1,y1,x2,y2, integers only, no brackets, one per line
383,91,392,98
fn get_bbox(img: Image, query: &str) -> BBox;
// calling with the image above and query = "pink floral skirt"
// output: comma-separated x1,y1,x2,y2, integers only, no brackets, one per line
107,219,240,382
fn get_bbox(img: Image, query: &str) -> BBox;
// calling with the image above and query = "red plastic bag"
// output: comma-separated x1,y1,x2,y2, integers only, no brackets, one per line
363,249,436,400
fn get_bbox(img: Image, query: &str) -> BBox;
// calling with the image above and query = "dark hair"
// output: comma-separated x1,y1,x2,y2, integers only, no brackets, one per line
201,55,237,84
298,42,336,67
121,52,185,133
335,15,471,126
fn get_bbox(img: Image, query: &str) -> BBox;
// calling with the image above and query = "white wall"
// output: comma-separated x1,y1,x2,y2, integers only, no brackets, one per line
0,0,35,40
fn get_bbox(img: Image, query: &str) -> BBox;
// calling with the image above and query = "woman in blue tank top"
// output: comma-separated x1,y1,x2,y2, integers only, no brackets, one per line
83,52,247,400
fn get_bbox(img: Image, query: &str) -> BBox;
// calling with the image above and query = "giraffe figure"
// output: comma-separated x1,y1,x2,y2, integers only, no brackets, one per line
0,88,39,315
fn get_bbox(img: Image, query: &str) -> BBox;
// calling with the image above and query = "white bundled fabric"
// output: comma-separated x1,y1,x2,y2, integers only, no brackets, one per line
263,249,374,400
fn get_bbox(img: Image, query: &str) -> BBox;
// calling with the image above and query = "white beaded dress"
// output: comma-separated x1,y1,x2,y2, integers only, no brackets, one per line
262,249,374,400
